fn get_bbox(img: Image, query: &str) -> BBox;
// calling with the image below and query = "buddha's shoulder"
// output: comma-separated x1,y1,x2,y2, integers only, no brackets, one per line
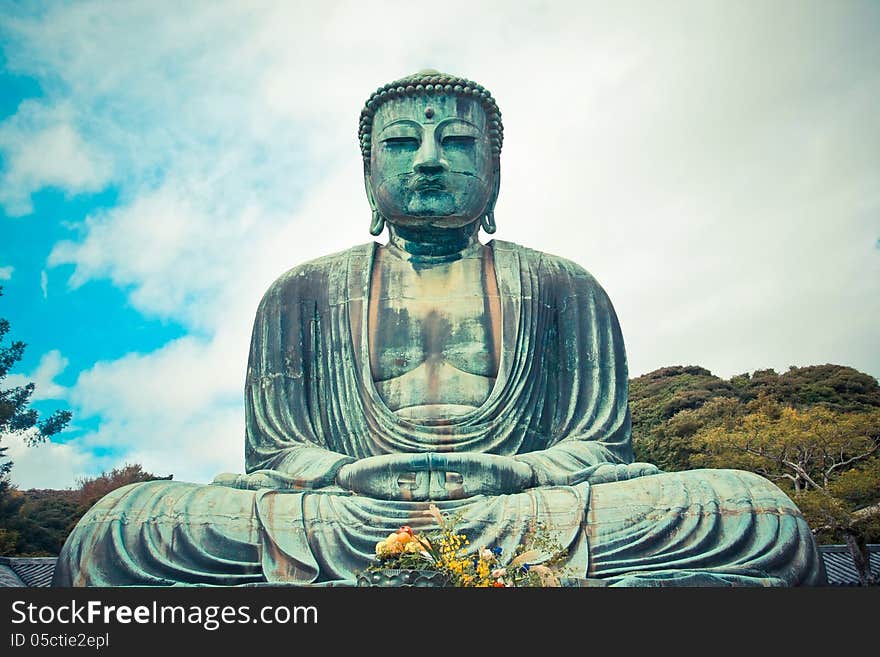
259,243,374,299
492,239,607,292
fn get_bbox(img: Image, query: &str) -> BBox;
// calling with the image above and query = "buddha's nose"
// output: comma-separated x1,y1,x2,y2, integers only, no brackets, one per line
413,135,448,175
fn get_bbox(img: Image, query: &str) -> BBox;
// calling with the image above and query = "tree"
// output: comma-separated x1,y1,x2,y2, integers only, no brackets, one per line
76,463,172,508
732,365,880,411
2,464,172,557
691,403,880,585
631,364,880,470
637,396,743,472
0,285,72,554
1,286,72,464
6,489,80,555
630,366,735,468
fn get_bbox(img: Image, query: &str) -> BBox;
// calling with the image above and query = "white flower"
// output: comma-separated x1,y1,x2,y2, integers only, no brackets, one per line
491,568,506,579
479,548,495,562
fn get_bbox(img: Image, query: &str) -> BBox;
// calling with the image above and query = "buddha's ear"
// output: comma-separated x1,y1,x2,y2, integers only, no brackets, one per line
482,162,501,234
363,163,385,236
489,162,501,209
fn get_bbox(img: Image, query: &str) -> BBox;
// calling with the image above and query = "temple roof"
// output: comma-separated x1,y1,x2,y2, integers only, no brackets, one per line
0,557,58,587
817,544,880,586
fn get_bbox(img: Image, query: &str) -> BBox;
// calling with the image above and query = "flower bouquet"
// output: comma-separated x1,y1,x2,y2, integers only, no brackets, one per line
357,504,569,587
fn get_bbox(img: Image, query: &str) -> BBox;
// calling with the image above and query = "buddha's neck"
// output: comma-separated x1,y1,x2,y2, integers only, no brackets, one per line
386,222,483,264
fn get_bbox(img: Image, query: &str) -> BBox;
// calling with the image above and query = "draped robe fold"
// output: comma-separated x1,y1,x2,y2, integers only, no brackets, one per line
53,241,824,586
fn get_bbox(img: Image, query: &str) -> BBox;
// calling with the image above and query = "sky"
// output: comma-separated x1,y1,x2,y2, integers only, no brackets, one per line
0,0,878,489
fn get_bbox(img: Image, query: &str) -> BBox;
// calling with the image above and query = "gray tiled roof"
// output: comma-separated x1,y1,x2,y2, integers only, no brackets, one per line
0,557,57,587
817,544,880,586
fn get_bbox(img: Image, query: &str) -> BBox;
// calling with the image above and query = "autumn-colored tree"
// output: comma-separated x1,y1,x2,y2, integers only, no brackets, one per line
691,404,880,585
1,464,172,556
76,463,172,507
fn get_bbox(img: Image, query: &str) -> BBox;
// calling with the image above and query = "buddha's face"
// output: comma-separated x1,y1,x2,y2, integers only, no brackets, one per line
367,94,496,229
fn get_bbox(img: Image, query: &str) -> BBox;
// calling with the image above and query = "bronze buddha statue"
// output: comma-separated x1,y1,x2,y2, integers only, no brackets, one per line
54,71,823,587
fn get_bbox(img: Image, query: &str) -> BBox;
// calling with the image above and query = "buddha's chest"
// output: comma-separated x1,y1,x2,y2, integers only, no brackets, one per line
367,249,501,413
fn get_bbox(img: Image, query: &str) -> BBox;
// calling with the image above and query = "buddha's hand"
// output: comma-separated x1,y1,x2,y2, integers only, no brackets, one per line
334,453,536,501
335,453,432,500
585,462,662,484
427,453,537,500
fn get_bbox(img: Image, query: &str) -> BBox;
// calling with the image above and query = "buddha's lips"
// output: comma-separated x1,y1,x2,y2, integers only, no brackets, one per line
412,176,446,191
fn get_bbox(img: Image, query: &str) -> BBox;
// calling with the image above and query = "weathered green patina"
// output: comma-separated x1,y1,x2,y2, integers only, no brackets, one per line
54,71,824,587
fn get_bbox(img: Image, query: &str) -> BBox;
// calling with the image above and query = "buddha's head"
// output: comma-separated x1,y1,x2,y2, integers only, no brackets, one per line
359,71,503,236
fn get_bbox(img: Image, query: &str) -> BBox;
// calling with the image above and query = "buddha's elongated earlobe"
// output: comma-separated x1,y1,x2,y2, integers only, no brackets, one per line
481,210,496,234
364,163,385,236
370,209,385,236
481,164,500,234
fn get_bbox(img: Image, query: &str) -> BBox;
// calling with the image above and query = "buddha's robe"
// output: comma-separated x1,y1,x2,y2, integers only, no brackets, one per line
53,241,823,586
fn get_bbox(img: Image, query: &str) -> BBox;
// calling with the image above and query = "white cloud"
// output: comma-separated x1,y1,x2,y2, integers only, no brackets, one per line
76,407,244,486
6,332,249,487
71,336,242,421
0,266,12,280
49,183,259,327
3,1,879,487
3,430,93,490
65,332,248,483
0,101,111,216
4,349,69,401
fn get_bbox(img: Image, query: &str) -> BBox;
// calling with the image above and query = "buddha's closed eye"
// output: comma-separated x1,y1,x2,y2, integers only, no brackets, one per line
441,135,476,148
383,137,419,150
